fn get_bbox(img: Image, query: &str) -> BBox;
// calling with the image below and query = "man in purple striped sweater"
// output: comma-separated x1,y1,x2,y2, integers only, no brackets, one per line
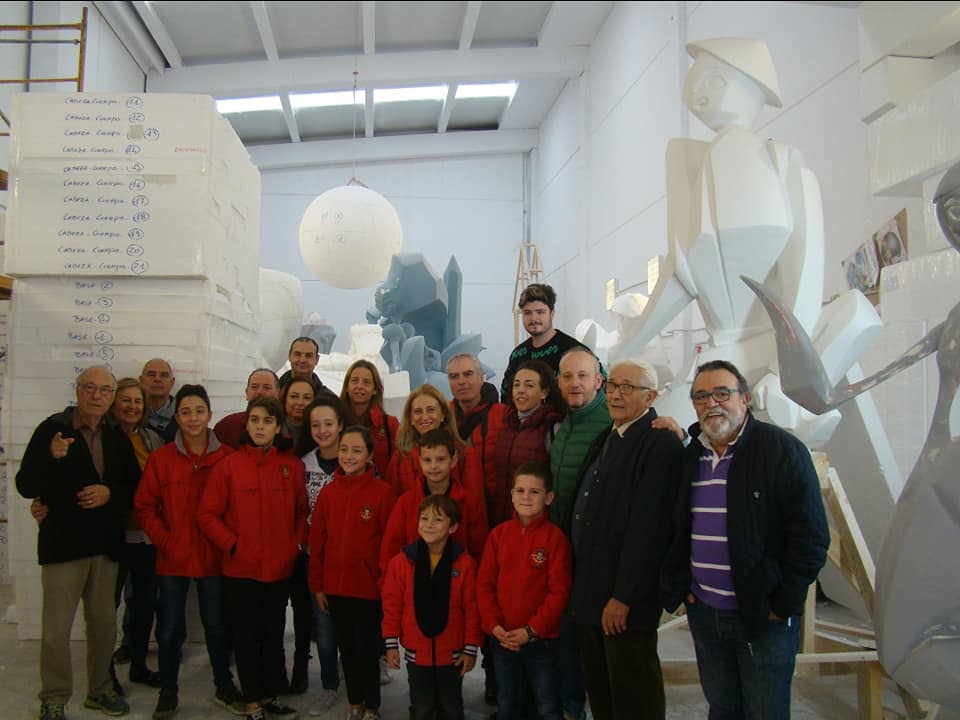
662,360,828,720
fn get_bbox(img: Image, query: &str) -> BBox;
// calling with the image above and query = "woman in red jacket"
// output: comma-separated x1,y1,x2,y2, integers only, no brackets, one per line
310,425,395,720
339,360,398,479
489,361,566,527
386,384,485,507
134,384,242,719
198,397,308,720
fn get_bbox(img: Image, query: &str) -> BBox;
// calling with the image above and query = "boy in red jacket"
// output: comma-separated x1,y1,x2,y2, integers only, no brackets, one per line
477,462,572,720
380,429,488,576
382,494,481,720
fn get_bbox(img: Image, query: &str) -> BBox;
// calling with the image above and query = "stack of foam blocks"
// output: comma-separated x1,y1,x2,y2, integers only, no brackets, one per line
3,93,262,639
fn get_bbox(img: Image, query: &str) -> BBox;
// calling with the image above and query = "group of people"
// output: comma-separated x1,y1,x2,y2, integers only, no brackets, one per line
17,282,829,720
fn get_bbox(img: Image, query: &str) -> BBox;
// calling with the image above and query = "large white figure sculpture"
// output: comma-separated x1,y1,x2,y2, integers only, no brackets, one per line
610,37,881,446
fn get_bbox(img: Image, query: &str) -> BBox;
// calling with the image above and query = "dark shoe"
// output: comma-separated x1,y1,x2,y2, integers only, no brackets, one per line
39,702,66,720
129,666,162,688
261,698,298,719
246,710,266,720
152,689,178,720
112,646,132,665
109,662,125,697
484,684,498,706
288,659,308,695
83,690,130,716
215,683,247,716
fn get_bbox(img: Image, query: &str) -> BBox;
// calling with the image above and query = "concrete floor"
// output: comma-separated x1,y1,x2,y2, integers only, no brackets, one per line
0,584,953,720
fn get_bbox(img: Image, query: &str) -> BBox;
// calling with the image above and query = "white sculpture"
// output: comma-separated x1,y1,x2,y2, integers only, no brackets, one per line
258,267,304,369
298,183,403,289
609,37,882,446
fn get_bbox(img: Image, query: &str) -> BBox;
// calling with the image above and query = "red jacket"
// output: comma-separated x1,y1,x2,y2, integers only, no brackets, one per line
367,405,399,480
212,411,246,450
135,433,232,577
386,444,485,510
380,477,488,576
309,466,395,600
477,512,572,639
490,404,562,526
453,398,509,507
382,542,482,667
198,444,308,582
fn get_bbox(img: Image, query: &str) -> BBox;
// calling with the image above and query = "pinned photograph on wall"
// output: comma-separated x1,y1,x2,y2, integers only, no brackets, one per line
841,239,880,299
872,209,908,269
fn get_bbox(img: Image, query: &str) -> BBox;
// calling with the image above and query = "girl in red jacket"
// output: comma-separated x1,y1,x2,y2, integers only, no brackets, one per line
198,397,307,720
309,425,395,720
339,360,399,479
134,384,242,718
382,493,482,720
387,384,485,507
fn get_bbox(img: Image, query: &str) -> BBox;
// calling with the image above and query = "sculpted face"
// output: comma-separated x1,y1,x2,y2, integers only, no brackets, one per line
683,53,765,132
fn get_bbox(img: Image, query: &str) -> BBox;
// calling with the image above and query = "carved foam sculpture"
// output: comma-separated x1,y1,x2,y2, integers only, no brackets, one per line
258,267,304,370
746,162,960,709
609,37,882,446
298,183,403,289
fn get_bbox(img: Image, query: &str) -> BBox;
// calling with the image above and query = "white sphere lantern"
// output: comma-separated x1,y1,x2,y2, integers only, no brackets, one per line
298,183,403,289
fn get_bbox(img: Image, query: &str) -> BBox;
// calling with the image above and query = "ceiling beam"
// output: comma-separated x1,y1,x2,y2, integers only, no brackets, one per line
364,88,375,138
132,1,182,69
459,2,482,51
93,1,166,74
248,129,538,171
249,1,279,62
437,84,457,133
362,1,376,55
279,94,300,143
146,46,588,96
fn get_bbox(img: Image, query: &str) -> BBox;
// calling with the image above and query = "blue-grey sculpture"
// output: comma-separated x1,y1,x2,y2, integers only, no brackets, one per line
744,161,960,710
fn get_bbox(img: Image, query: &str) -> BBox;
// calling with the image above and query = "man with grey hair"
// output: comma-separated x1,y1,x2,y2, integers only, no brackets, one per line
17,366,141,720
568,358,683,720
140,358,176,438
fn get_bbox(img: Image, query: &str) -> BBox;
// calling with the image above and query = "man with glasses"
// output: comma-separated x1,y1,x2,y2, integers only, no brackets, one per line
662,360,828,719
568,359,683,720
17,366,142,720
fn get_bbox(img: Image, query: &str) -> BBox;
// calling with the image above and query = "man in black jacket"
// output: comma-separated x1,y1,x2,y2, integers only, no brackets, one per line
17,366,141,720
569,359,683,720
661,360,829,720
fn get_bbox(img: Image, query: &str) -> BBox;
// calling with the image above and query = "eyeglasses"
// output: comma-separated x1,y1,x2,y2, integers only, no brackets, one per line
78,383,116,396
604,382,652,397
691,388,741,404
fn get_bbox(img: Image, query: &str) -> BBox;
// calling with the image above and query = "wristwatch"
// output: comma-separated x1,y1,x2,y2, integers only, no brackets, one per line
525,625,539,643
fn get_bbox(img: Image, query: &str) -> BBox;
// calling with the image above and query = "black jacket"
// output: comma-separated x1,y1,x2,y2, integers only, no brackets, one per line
661,413,829,634
16,408,141,565
568,409,683,630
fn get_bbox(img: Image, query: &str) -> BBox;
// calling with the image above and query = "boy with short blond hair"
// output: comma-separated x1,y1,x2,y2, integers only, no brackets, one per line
382,494,481,720
476,462,572,720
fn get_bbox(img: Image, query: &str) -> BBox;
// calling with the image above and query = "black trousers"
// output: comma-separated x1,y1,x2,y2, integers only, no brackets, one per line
577,624,664,720
223,577,290,703
408,663,464,720
327,595,381,710
285,554,313,665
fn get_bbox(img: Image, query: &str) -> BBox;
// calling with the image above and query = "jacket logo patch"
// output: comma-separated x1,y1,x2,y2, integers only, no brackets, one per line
451,569,460,578
281,465,289,478
530,548,547,568
359,505,374,523
753,491,760,499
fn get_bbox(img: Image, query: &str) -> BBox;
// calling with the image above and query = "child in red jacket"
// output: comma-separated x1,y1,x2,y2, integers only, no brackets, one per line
382,494,481,720
198,396,307,720
309,425,395,720
477,462,572,720
380,429,488,576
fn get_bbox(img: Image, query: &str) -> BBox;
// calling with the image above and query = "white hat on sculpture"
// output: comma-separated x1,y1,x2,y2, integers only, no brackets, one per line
686,37,783,108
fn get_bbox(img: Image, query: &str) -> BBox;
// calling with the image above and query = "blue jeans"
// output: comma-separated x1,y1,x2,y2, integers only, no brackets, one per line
686,599,801,720
309,591,340,690
492,639,561,720
556,613,586,719
156,575,233,692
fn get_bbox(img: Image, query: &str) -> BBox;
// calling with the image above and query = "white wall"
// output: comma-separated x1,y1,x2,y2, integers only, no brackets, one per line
259,153,523,378
533,0,923,336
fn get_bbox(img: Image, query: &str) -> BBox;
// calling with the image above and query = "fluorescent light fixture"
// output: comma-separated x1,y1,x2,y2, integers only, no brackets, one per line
290,90,365,109
455,82,518,100
374,85,447,104
216,96,282,114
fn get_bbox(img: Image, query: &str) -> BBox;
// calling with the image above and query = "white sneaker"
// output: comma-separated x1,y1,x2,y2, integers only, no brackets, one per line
377,657,391,686
307,689,340,716
360,712,380,720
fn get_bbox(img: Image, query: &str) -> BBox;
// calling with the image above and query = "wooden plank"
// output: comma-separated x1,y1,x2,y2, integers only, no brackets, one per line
816,619,876,640
857,661,883,720
800,583,817,653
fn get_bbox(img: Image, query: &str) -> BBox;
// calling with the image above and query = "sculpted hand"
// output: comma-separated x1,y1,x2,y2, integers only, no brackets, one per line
601,597,630,635
31,499,50,524
76,484,110,510
50,432,75,459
